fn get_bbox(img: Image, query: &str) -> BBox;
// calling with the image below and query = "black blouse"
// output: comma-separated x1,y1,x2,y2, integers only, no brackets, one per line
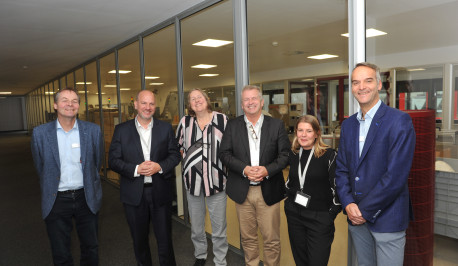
286,148,341,215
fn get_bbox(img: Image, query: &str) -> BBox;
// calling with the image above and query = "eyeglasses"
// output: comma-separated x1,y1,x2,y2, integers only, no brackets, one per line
195,140,209,149
249,124,258,140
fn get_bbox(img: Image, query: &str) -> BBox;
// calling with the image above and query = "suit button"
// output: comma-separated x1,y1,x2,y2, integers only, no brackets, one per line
355,177,360,181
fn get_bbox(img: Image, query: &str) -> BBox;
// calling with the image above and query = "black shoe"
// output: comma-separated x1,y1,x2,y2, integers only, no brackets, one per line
193,258,206,266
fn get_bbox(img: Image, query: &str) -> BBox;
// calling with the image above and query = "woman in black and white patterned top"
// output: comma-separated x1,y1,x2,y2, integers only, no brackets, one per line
175,89,228,266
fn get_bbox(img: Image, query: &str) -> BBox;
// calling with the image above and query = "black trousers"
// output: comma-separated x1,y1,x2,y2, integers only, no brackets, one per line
124,186,176,266
45,189,99,266
284,199,335,266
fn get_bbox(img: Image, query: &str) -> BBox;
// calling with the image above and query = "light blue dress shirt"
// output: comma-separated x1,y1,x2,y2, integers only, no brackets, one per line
357,100,382,157
56,120,84,191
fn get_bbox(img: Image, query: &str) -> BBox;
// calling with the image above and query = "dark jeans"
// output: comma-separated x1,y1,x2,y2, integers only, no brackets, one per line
45,189,99,266
284,199,335,266
124,186,176,266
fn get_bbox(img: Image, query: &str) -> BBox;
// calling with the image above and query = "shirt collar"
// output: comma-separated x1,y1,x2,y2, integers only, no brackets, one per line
244,113,264,127
56,119,78,131
135,116,153,129
357,100,381,121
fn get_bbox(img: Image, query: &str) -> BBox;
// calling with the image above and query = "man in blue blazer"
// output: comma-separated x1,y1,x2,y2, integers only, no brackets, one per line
335,62,416,266
31,87,103,265
108,90,180,266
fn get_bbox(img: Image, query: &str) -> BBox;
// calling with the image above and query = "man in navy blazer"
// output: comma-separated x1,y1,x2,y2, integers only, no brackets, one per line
335,62,416,266
108,90,180,266
31,87,103,265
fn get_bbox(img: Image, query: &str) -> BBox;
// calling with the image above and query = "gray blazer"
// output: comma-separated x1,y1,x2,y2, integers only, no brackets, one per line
31,119,103,219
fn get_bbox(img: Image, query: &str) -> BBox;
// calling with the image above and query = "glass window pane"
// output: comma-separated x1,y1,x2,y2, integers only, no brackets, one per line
85,62,100,125
119,41,141,121
66,73,74,89
75,68,87,120
248,0,348,136
181,0,236,119
144,25,178,125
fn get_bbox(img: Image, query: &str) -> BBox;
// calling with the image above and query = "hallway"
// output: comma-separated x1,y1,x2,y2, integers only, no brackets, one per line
0,133,244,265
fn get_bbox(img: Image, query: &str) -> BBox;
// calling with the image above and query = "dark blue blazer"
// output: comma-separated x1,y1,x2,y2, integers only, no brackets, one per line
31,119,103,219
108,118,180,207
335,102,416,232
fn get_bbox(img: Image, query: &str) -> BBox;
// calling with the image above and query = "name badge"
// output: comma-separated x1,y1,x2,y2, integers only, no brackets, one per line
295,191,311,208
72,143,80,148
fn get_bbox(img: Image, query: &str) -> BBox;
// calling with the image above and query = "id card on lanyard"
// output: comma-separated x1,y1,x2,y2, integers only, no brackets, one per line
295,146,314,208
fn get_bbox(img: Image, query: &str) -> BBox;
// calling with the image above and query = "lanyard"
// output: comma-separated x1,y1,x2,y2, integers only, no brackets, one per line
298,146,314,191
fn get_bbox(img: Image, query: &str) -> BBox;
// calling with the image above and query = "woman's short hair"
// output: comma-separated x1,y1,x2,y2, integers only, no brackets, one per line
187,88,213,116
291,115,329,157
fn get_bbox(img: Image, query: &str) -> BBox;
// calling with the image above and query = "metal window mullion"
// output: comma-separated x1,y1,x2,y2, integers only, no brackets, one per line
115,49,122,123
139,36,146,91
233,0,249,116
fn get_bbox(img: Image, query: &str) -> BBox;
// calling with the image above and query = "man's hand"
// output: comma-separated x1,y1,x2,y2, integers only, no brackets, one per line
243,166,268,182
345,203,366,225
138,161,162,176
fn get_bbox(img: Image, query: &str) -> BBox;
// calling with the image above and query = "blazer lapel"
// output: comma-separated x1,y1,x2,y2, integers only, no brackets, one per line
359,103,386,163
46,121,61,168
78,120,87,169
239,118,251,161
130,120,144,159
259,117,269,159
150,119,159,161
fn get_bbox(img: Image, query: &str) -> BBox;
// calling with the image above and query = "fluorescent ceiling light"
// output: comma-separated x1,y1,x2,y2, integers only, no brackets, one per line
341,28,387,38
192,64,217,69
78,91,85,94
407,68,426,72
145,76,159,79
149,83,164,85
45,92,54,95
108,70,131,74
199,74,219,77
0,92,12,95
104,85,117,87
307,54,338,60
120,88,131,91
193,39,233,47
96,92,106,95
301,78,313,81
76,82,92,85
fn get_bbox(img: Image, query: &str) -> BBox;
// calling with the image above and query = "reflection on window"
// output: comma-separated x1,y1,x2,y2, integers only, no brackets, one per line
75,68,86,120
85,62,99,125
181,0,235,119
119,42,141,121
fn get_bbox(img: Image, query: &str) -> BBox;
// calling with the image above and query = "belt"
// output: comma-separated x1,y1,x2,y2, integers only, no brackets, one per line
144,183,153,187
58,188,84,194
249,183,261,186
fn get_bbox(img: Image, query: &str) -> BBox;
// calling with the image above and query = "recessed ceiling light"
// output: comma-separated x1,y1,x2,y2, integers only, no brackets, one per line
145,76,159,79
120,88,131,91
108,70,131,74
149,83,164,85
407,68,426,72
199,74,219,77
193,39,233,47
76,82,92,85
104,85,116,87
192,64,217,69
307,54,338,60
341,28,387,38
0,92,12,95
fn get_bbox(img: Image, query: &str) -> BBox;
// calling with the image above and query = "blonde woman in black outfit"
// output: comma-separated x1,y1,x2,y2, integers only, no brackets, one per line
285,115,341,266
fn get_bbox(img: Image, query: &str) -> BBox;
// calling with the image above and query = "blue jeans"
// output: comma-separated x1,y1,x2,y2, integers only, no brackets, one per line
348,223,405,266
45,189,98,266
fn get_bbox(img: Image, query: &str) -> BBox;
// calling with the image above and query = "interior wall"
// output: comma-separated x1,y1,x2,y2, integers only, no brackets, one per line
0,97,26,132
